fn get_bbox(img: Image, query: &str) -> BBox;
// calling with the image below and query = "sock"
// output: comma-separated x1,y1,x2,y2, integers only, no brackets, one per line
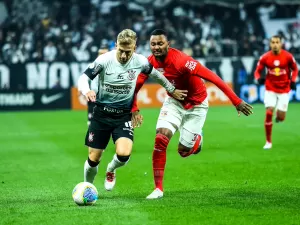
152,133,170,192
107,154,130,172
84,158,99,183
265,109,273,143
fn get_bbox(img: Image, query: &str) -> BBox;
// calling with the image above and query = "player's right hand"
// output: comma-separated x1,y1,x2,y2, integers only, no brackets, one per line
131,111,143,128
85,90,96,102
171,89,188,101
236,100,253,116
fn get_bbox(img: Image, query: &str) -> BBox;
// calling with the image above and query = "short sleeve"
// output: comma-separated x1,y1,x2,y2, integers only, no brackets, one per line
83,55,105,80
138,54,154,75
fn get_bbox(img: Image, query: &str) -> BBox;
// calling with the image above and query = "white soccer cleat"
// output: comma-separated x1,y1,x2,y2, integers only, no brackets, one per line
146,188,164,199
104,171,116,191
263,142,272,150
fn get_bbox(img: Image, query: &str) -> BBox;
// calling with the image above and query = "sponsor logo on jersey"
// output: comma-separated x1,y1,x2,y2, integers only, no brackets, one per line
268,68,287,76
103,106,125,114
104,84,131,94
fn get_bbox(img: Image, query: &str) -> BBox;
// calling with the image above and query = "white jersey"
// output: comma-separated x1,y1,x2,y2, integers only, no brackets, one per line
83,50,175,110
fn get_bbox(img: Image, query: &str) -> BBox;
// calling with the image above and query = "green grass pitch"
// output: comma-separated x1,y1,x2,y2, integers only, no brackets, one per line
0,104,300,225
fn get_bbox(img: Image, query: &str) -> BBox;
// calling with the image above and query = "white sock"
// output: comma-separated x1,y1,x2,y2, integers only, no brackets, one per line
107,154,129,172
84,160,98,183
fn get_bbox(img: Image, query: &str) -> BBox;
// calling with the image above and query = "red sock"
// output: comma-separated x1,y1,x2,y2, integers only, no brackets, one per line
152,133,170,191
265,109,273,143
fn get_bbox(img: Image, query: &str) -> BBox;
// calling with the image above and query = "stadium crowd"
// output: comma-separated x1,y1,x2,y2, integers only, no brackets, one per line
0,0,300,64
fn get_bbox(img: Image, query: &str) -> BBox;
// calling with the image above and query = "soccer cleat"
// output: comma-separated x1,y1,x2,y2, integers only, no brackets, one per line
104,171,116,191
192,132,204,155
263,142,272,150
146,188,164,199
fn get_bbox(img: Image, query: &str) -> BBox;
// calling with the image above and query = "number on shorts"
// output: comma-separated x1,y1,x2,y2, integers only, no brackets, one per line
191,134,197,142
125,121,133,129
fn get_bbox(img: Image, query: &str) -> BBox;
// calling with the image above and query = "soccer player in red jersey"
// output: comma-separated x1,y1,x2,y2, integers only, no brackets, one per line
132,29,253,199
254,35,298,150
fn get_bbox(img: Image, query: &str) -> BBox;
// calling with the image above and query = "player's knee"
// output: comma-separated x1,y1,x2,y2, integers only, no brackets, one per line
154,133,170,152
156,128,173,140
88,148,103,162
177,143,191,158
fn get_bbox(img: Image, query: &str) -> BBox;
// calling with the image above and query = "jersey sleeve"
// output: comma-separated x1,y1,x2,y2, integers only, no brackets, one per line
139,55,154,75
289,54,299,82
138,55,175,93
83,55,105,80
179,56,242,106
254,55,265,80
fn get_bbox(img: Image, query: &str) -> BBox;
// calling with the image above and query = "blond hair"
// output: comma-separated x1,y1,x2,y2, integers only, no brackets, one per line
117,29,137,45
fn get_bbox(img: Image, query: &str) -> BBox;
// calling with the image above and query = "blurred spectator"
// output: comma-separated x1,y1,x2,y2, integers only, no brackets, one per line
0,0,299,64
43,41,57,62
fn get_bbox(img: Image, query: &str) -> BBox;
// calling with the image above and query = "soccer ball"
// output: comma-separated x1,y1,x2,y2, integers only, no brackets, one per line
72,182,98,206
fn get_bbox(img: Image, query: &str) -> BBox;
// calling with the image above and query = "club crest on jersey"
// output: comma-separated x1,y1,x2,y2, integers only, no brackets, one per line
88,132,94,142
273,60,280,66
127,70,136,81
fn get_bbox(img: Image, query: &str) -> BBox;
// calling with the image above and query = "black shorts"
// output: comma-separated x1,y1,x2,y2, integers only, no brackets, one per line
85,104,133,149
87,101,95,123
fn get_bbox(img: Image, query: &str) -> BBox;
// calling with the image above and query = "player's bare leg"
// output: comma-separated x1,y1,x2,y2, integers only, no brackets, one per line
275,110,286,123
146,128,174,199
264,107,274,149
84,147,104,183
105,138,132,191
178,131,204,157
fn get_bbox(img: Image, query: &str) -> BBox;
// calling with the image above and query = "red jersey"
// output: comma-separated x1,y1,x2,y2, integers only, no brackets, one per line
132,48,241,111
254,50,298,93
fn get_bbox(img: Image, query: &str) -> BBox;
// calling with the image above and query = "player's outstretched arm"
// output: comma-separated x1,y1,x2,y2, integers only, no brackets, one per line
193,65,253,116
148,68,188,101
78,74,96,102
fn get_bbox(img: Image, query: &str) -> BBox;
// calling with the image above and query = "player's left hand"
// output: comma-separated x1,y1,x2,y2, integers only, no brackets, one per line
290,81,297,90
236,100,253,116
171,89,188,101
131,111,143,128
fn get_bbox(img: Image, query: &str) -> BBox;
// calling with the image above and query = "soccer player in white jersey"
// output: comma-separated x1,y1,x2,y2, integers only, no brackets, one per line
77,29,187,191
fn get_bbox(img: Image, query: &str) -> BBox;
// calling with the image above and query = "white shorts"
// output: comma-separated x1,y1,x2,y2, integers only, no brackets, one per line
264,90,289,112
156,96,209,148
